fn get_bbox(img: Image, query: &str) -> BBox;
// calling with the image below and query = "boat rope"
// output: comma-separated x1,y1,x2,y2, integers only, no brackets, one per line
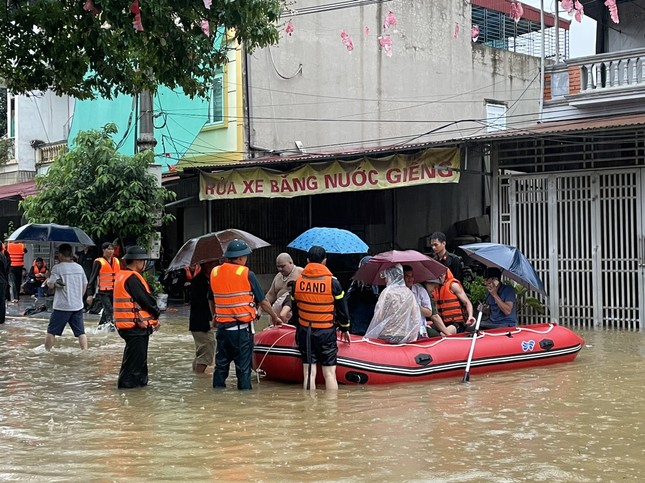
255,327,295,383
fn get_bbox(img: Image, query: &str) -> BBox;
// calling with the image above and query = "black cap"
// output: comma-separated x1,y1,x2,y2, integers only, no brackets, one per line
122,246,149,260
307,245,326,263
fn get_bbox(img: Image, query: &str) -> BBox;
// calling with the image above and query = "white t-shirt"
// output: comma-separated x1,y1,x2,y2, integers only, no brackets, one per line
48,261,88,311
411,283,432,334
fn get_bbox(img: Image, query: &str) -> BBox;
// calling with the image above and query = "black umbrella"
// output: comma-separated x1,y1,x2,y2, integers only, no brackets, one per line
8,223,95,246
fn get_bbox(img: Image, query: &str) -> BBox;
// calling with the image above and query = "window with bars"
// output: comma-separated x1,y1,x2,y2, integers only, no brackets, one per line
472,6,569,60
208,69,225,126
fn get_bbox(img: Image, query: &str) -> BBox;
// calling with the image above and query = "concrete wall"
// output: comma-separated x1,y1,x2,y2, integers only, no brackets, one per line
181,46,243,165
248,0,542,153
13,92,72,171
607,3,645,51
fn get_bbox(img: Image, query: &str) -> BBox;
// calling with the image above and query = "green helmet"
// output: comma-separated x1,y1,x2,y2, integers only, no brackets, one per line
224,239,252,258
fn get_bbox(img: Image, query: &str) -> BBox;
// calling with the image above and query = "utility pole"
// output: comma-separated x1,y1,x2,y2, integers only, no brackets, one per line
136,90,157,153
136,89,162,263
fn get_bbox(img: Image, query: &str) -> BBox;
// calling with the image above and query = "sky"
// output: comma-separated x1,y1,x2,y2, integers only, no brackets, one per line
523,0,597,58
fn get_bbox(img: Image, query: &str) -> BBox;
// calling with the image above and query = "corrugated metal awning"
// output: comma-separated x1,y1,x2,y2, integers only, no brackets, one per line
0,180,37,200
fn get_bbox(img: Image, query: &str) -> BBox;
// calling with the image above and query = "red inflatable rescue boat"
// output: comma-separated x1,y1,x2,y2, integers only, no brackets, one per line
253,323,584,385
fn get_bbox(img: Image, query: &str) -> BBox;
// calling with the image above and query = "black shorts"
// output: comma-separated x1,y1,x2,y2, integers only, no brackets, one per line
296,326,338,366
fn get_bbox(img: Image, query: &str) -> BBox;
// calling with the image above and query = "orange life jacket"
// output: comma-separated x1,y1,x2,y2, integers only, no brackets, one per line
210,263,256,324
293,263,335,330
97,257,120,291
185,264,201,281
32,260,47,274
113,271,159,330
432,270,466,325
7,242,25,267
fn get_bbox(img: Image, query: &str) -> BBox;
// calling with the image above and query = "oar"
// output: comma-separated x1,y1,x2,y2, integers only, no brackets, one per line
463,309,483,383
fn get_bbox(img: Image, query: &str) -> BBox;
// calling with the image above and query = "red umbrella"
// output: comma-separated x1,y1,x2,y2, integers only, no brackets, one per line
352,249,447,286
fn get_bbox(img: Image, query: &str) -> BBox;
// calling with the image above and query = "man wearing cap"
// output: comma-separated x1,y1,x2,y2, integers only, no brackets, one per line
480,267,517,328
289,245,351,391
86,242,121,329
113,246,160,389
209,239,283,390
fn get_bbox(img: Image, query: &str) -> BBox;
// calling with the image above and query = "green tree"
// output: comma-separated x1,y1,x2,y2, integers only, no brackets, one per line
20,123,175,247
1,0,283,100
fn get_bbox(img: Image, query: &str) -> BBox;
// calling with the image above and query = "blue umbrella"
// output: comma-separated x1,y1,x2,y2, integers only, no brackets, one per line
8,223,95,245
288,227,368,254
460,242,546,296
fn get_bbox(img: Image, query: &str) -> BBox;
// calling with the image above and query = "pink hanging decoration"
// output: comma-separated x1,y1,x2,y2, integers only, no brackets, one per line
341,31,354,52
604,0,619,23
201,20,210,36
560,0,574,12
509,2,524,23
364,26,370,36
378,34,393,57
454,22,459,39
574,0,584,22
83,0,99,15
285,20,294,36
130,1,144,31
383,11,397,30
203,0,212,9
471,25,480,42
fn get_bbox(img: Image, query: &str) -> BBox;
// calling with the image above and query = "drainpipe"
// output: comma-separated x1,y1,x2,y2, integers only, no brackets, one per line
554,1,560,64
539,0,545,122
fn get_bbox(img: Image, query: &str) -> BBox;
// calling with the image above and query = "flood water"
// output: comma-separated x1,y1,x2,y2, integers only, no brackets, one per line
1,309,644,482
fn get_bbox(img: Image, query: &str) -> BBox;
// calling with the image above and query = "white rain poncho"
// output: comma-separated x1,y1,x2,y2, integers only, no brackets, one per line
364,264,420,344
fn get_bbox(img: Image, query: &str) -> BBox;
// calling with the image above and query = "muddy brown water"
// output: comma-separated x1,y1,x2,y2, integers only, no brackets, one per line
1,311,643,481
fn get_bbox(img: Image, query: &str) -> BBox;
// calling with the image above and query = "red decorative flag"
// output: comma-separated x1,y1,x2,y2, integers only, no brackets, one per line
454,22,459,39
201,20,210,36
83,0,99,15
285,20,294,36
604,0,619,23
130,1,144,31
510,2,524,23
471,25,480,42
378,34,393,57
383,11,397,30
341,30,354,52
364,26,370,36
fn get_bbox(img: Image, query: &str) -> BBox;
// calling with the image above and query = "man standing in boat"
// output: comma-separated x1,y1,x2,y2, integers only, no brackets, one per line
289,245,350,391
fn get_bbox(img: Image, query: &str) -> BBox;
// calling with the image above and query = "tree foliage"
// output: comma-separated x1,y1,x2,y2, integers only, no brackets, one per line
1,0,283,100
20,124,175,246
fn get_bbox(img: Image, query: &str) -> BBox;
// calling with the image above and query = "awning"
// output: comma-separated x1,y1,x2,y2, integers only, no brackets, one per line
0,180,37,200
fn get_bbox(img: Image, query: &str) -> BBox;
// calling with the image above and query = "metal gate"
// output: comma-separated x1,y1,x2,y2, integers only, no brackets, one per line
498,168,642,330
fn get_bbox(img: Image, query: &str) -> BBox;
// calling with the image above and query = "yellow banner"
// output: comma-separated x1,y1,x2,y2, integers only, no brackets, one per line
199,148,460,200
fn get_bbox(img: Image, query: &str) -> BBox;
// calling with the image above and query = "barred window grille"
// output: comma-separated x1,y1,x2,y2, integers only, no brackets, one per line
472,6,569,60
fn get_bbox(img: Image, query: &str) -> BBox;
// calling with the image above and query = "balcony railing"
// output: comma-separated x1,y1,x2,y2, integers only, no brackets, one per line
1,137,15,164
575,48,645,93
38,141,67,164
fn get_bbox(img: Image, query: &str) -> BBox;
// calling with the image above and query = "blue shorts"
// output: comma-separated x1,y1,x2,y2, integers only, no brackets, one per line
47,309,85,337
